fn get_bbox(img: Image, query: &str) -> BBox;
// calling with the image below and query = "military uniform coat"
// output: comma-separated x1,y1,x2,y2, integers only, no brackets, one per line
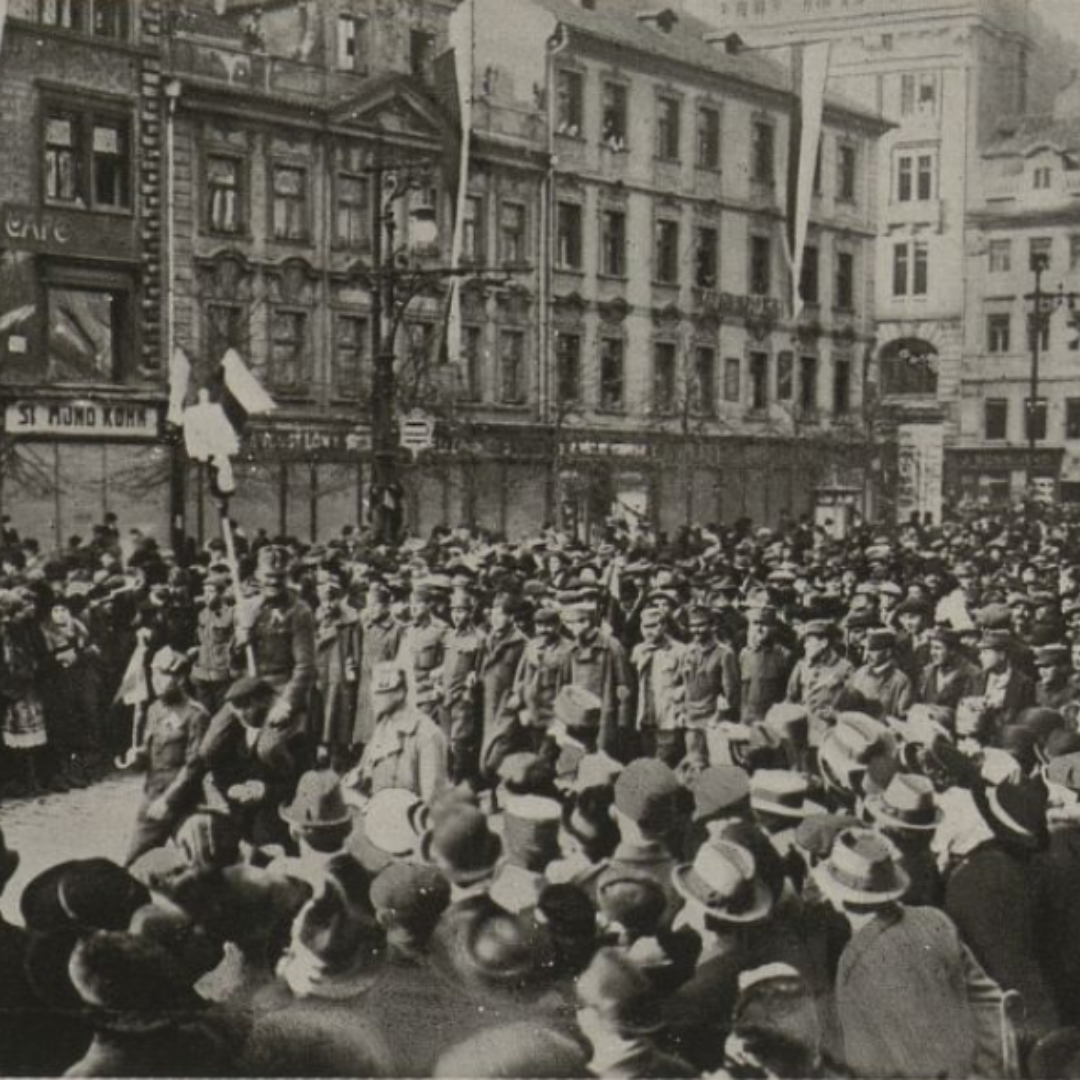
359,705,449,802
244,595,316,724
478,624,528,775
560,630,634,759
681,638,740,728
786,649,853,745
312,604,360,749
352,612,403,747
739,643,793,724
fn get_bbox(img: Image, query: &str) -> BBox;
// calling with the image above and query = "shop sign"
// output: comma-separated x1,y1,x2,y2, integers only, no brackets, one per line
5,399,161,439
952,447,1065,473
565,437,649,459
1,203,137,258
400,410,436,453
241,422,371,460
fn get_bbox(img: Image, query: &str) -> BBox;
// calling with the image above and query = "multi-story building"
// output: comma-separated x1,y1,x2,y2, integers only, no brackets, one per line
960,84,1080,505
687,0,1073,516
457,0,887,536
0,0,169,546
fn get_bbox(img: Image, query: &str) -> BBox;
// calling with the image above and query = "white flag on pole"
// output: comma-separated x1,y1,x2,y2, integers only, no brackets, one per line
222,348,277,416
0,0,9,59
168,346,192,427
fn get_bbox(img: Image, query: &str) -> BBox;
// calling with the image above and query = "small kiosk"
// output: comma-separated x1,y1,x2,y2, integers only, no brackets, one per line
813,484,863,540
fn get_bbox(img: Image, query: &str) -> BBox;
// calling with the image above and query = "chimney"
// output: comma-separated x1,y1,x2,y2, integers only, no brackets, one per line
637,8,679,33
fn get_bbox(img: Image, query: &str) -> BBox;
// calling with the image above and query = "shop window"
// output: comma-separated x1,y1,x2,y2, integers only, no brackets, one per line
207,155,245,235
601,209,627,277
43,105,132,210
336,174,369,249
556,70,584,137
272,164,309,242
270,309,309,394
602,82,628,150
656,95,681,160
693,346,717,415
697,105,721,170
333,314,367,401
655,220,680,285
653,342,677,413
695,226,718,289
985,399,1008,441
499,329,527,404
556,332,582,405
556,201,584,271
749,352,768,410
600,338,624,410
45,273,132,383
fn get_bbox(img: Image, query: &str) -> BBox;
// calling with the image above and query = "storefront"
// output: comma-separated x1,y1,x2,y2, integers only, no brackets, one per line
949,447,1065,507
1,395,171,549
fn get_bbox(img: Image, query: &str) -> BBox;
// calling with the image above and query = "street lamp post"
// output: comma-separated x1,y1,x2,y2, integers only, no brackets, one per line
1025,254,1080,492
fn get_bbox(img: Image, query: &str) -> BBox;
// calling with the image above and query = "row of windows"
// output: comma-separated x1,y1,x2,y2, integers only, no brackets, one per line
37,0,129,40
986,312,1053,355
988,236,1080,274
891,241,930,299
982,398,1063,443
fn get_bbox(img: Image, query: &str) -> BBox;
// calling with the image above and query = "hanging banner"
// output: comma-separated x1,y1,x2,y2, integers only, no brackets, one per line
896,423,944,525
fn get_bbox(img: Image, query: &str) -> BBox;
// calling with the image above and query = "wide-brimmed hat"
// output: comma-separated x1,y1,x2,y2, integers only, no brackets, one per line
864,773,942,832
420,806,502,886
21,859,150,934
819,713,897,797
690,764,751,822
280,770,353,830
369,862,450,932
671,840,774,924
750,770,822,820
973,776,1049,853
349,788,430,873
553,685,602,733
813,827,910,906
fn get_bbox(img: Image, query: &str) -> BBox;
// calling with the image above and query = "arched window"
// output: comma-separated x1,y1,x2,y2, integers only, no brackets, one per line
879,337,938,397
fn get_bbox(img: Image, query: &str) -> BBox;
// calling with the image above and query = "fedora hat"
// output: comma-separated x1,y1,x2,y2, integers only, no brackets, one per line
671,840,774,924
280,770,353,830
973,776,1049,853
864,773,942,832
690,764,751,822
349,788,429,873
21,859,149,934
553,685,602,733
819,713,897,797
420,806,502,886
813,827,910,906
577,947,665,1036
750,770,821,820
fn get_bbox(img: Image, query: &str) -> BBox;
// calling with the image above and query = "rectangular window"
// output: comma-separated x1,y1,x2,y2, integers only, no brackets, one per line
556,332,582,405
1028,312,1050,352
207,154,243,234
990,239,1012,273
272,164,308,241
41,0,86,30
693,346,717,415
918,154,934,200
776,350,793,401
499,329,526,404
835,251,855,310
655,219,680,285
913,242,929,295
654,342,677,413
697,105,721,170
44,107,131,210
1067,399,1080,440
337,14,368,71
752,120,775,184
901,71,938,116
695,226,719,289
800,244,820,305
838,144,858,202
600,338,624,410
896,152,935,202
893,241,927,296
812,142,823,196
799,355,818,413
833,358,852,415
41,0,127,38
270,309,308,392
987,313,1012,353
602,82,628,149
897,155,913,203
499,202,527,266
1031,237,1052,271
657,96,681,160
45,282,128,383
724,356,741,403
336,174,369,248
333,314,367,400
1071,236,1080,271
601,209,627,277
556,201,583,271
462,195,484,265
462,325,483,402
556,69,584,136
749,352,769,410
205,302,246,365
985,398,1008,441
1034,166,1053,190
1026,397,1048,442
750,235,771,295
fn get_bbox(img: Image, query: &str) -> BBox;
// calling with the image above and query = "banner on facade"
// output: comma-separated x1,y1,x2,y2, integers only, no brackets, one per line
896,423,944,524
5,400,162,440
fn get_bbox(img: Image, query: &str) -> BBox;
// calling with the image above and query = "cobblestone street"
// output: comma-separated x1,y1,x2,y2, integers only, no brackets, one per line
0,771,141,926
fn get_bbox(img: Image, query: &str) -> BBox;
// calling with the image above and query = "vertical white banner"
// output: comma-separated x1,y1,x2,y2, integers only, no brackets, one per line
787,41,831,321
0,0,8,59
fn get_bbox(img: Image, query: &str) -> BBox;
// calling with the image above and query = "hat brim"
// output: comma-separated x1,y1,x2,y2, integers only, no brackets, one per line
863,795,943,832
279,805,354,830
670,863,774,924
419,830,502,886
812,860,911,906
972,783,1048,853
751,795,826,820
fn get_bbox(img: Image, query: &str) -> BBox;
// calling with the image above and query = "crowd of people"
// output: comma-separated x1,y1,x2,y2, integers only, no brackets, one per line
4,505,1080,1076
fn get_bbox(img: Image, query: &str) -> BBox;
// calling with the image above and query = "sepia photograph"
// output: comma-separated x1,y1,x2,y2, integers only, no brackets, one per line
2,0,1080,1075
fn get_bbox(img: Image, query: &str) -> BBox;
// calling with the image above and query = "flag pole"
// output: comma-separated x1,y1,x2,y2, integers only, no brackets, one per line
217,495,256,676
